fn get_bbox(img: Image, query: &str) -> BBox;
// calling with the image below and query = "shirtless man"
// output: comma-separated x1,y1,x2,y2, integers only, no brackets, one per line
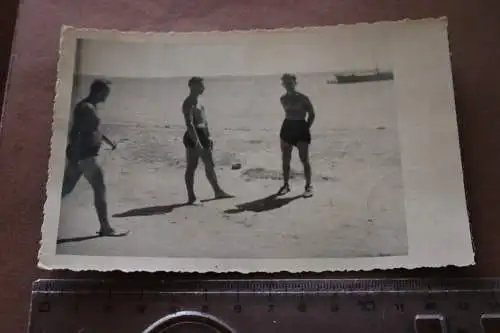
277,73,316,198
62,79,127,237
182,77,232,204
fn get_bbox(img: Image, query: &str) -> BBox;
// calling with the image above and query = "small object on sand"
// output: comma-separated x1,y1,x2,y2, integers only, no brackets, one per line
232,163,242,170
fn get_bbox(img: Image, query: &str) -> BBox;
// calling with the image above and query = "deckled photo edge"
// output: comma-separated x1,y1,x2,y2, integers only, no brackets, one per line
39,253,473,274
38,17,474,273
39,25,79,269
48,17,448,43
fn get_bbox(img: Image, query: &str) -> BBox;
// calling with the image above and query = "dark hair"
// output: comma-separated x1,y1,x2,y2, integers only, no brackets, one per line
281,73,296,82
188,76,204,88
90,79,111,95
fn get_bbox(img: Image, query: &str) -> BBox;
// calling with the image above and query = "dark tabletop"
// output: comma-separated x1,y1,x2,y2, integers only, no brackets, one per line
0,0,18,112
1,0,500,332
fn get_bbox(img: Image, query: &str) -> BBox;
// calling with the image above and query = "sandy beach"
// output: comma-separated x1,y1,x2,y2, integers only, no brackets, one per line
56,75,408,258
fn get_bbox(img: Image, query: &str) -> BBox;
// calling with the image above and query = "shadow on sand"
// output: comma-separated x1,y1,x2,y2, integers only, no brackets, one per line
57,230,129,244
201,195,235,203
57,235,101,244
112,203,190,218
224,193,304,214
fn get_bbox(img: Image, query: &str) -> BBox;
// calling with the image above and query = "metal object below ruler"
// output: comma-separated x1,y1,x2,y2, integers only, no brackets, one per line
28,278,500,333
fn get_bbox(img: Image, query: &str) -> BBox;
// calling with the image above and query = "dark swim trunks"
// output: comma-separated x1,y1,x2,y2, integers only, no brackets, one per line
66,142,100,162
66,101,102,162
279,119,311,146
183,129,211,149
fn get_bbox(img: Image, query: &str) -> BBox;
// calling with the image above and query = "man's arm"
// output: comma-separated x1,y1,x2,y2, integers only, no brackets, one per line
206,127,213,151
182,100,202,148
201,109,213,149
80,103,100,133
79,103,116,149
304,96,315,128
280,95,286,111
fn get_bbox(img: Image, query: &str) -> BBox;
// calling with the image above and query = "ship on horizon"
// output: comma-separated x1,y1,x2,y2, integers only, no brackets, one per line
329,69,394,84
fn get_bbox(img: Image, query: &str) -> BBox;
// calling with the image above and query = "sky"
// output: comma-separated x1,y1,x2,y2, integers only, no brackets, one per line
74,24,394,79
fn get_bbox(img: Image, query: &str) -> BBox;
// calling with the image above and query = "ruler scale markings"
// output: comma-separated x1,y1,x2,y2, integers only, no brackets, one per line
34,278,500,293
29,278,500,333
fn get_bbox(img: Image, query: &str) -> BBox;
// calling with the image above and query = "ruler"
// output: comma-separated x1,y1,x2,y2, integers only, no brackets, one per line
29,278,500,333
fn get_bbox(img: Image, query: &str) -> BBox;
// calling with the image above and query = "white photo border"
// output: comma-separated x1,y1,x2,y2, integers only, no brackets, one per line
39,18,475,272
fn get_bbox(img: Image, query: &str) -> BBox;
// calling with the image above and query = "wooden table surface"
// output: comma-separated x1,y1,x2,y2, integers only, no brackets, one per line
0,0,19,112
1,0,500,332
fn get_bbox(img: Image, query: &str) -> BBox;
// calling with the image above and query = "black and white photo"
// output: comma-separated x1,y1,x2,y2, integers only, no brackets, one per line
39,19,474,272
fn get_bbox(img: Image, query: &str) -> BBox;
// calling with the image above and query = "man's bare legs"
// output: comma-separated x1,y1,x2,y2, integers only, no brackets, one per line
297,141,313,197
185,147,231,203
79,158,115,235
61,158,126,236
278,139,292,195
199,148,232,198
185,147,199,203
278,140,312,197
61,161,83,198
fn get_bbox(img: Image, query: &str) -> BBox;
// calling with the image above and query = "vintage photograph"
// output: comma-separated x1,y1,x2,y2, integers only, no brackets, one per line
39,19,475,272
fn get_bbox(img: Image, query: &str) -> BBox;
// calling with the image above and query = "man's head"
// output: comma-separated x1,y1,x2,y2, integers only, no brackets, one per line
188,76,205,96
281,73,297,92
89,79,111,103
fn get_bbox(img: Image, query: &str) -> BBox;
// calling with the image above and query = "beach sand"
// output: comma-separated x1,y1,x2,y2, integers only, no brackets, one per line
56,75,408,258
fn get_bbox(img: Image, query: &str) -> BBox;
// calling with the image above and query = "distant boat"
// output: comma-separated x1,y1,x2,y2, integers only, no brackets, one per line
332,70,394,84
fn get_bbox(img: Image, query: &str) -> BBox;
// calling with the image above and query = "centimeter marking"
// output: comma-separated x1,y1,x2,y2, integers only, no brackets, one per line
30,278,500,333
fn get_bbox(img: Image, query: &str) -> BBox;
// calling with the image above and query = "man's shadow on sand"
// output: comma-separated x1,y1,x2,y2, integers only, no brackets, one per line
111,194,303,218
57,235,101,244
112,203,191,218
224,193,304,214
111,196,234,218
58,195,301,244
57,230,129,244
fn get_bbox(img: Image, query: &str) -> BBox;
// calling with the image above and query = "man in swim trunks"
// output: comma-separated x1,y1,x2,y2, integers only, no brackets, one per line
182,77,232,204
62,79,127,237
277,73,316,198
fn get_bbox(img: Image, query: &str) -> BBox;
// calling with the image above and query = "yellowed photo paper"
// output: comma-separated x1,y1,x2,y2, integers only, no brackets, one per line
38,18,475,272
